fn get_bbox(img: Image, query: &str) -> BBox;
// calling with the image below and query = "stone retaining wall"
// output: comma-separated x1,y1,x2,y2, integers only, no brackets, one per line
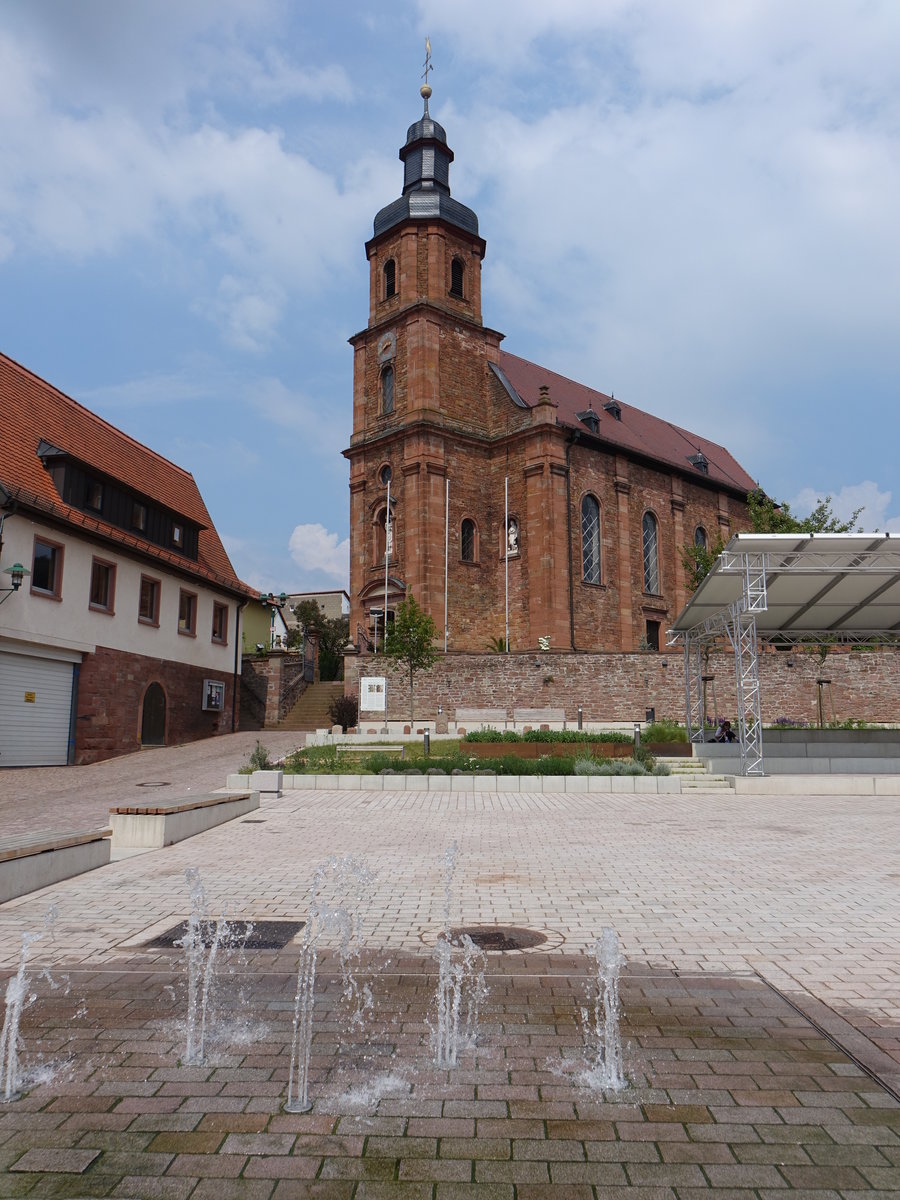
346,646,900,727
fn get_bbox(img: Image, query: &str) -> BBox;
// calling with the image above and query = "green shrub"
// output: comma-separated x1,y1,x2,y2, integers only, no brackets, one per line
573,756,650,776
643,719,687,743
464,729,630,745
247,740,273,771
328,693,359,732
521,729,631,744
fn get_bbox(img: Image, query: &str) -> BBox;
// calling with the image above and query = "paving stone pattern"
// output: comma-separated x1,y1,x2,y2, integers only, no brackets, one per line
1,782,899,1196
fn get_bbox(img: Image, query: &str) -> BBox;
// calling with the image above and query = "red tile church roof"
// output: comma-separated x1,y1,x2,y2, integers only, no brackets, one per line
1,351,251,596
498,351,757,496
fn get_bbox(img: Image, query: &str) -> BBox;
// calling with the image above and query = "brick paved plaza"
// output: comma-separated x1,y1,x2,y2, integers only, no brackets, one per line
2,755,900,1196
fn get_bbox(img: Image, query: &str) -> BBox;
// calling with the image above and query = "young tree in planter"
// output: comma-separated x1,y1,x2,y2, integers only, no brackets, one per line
384,593,437,725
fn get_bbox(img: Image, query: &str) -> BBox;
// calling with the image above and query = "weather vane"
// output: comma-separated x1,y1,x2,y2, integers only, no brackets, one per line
421,37,433,112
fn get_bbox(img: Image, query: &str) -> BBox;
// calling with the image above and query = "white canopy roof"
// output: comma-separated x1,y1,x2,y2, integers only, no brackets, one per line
672,532,900,639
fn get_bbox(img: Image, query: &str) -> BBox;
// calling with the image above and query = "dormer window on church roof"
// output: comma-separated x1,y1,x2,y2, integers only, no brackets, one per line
577,408,600,435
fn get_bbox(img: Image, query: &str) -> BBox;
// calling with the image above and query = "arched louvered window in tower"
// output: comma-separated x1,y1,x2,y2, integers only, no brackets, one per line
581,494,601,584
383,258,396,299
450,257,464,298
642,511,660,594
694,525,708,549
381,365,394,415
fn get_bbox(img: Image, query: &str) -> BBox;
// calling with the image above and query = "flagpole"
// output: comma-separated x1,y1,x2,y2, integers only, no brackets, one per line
504,475,509,653
384,479,391,644
444,477,449,653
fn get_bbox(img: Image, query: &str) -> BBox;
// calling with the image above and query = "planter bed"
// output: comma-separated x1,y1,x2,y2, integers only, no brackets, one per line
459,741,633,760
644,742,692,756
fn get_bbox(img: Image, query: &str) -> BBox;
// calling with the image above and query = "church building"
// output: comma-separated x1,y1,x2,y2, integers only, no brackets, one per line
345,84,757,655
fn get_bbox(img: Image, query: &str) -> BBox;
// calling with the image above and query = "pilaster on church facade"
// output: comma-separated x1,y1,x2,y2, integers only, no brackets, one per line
344,83,756,656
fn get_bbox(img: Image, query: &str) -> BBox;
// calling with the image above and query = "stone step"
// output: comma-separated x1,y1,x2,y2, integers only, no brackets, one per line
275,682,346,731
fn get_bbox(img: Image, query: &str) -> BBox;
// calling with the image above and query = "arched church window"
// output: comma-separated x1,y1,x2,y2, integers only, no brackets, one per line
581,494,601,584
381,364,394,415
642,511,660,594
461,518,477,562
450,257,464,298
694,525,708,549
383,258,396,299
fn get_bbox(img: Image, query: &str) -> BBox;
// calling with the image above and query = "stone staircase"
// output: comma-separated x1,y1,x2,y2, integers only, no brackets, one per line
275,681,346,731
655,755,735,794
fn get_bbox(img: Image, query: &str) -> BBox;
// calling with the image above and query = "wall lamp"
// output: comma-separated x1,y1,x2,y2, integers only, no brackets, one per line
0,562,29,605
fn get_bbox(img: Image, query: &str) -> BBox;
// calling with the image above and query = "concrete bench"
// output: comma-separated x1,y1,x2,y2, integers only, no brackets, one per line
0,828,112,904
455,708,507,724
109,791,258,854
454,708,508,734
337,744,406,758
513,708,566,728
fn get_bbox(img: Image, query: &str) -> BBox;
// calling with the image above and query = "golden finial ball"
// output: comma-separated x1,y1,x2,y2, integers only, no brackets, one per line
420,84,432,100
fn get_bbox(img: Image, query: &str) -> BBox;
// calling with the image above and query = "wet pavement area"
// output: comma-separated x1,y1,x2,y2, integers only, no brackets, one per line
1,778,899,1195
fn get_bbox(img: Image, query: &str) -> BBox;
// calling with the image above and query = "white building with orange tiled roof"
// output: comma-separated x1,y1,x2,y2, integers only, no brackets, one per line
0,351,256,766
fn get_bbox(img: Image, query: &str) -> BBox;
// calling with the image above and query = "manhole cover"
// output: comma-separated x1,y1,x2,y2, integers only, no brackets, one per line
145,919,305,950
135,781,171,788
450,925,546,952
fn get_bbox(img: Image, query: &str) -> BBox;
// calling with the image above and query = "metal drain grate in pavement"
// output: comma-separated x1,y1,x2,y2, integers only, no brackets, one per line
450,926,546,952
145,919,305,950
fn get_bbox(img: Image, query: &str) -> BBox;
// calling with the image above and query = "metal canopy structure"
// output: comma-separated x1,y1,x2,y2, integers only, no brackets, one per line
669,532,900,776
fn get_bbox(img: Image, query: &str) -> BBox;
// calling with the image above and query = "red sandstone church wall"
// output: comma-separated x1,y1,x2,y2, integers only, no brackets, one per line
75,646,236,764
346,647,900,728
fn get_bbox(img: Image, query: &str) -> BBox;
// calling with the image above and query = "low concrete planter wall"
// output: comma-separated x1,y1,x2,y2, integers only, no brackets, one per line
460,741,633,760
280,772,681,793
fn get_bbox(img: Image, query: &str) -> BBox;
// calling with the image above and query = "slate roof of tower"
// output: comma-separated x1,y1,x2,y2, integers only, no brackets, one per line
498,350,758,496
0,350,251,596
372,101,479,239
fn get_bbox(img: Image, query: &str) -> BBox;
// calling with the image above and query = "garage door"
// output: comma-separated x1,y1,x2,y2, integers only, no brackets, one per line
0,651,74,767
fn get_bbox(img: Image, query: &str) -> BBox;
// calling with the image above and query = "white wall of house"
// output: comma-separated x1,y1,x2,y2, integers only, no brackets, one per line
1,514,239,672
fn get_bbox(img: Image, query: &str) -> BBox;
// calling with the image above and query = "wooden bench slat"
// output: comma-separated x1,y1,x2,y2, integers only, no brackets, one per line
108,791,252,817
0,828,112,863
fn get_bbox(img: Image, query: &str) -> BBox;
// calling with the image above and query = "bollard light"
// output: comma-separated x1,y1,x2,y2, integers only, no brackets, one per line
577,705,583,730
633,722,641,749
423,730,431,756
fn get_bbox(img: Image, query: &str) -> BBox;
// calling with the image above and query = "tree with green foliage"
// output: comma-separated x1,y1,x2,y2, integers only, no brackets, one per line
384,592,437,724
682,489,865,590
746,489,863,536
291,599,349,681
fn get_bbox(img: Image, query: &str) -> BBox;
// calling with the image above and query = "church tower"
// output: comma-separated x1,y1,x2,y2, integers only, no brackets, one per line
345,77,508,648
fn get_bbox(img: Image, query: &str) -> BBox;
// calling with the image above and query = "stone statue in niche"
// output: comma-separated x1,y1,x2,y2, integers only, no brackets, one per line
507,518,519,554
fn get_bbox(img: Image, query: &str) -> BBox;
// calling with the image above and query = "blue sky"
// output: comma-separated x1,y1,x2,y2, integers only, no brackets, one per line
2,1,899,593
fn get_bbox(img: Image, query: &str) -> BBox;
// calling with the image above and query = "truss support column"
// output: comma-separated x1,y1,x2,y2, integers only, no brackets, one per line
684,633,704,744
727,604,765,776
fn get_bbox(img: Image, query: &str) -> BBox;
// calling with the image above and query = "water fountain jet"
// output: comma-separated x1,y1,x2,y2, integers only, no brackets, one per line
285,855,374,1113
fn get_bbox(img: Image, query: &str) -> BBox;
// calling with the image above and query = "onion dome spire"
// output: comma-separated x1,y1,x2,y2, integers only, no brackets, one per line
373,50,479,239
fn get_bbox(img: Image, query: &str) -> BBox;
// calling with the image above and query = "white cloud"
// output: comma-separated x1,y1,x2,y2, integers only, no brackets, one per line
248,376,351,460
0,23,381,348
789,481,900,533
79,369,219,409
289,524,349,585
